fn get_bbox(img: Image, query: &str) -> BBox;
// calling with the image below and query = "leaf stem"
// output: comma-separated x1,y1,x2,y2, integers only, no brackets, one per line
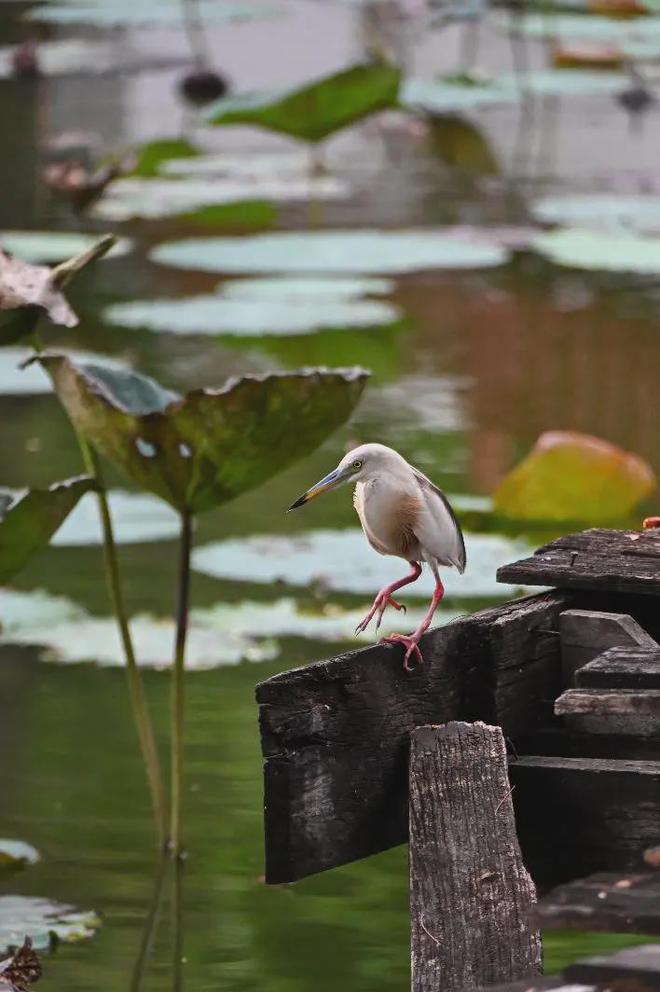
79,441,168,848
170,510,193,859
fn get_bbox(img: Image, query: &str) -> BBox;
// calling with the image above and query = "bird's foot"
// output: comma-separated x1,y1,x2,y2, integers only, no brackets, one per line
381,632,423,672
355,594,406,635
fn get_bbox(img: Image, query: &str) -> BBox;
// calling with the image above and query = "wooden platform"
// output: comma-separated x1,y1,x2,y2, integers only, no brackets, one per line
497,529,660,599
534,871,660,934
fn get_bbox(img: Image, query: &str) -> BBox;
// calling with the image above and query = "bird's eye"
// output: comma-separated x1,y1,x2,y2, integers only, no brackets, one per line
352,459,363,470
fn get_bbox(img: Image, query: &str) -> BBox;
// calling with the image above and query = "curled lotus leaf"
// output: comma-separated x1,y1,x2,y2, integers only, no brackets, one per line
207,62,401,142
0,476,94,583
0,841,40,871
38,354,369,514
494,430,657,523
0,250,77,340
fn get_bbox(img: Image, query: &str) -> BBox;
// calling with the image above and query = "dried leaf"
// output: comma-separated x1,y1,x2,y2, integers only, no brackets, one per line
0,938,41,992
0,251,77,333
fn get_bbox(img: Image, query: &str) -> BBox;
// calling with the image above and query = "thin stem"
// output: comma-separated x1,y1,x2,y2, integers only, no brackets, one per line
80,441,168,847
181,0,209,70
130,855,169,992
172,857,185,992
170,511,193,859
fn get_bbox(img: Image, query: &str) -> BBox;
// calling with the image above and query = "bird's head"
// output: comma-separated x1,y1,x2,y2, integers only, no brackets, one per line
287,443,400,510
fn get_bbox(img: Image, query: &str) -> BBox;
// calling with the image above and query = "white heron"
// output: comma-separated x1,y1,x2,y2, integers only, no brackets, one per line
288,443,466,671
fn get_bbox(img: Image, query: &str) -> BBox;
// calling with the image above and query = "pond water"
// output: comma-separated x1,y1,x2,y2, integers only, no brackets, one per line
1,0,659,988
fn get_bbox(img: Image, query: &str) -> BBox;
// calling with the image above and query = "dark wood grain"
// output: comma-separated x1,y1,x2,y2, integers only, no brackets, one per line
497,529,660,598
510,756,660,886
257,591,571,883
535,871,660,934
566,945,660,989
576,647,660,689
476,982,595,992
409,723,541,992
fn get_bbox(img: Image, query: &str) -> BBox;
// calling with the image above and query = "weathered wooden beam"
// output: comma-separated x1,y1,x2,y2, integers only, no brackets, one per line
497,529,660,598
257,591,570,883
509,756,660,886
475,982,595,992
409,723,541,992
534,871,660,934
559,610,658,684
555,689,660,717
565,945,660,990
515,727,660,761
576,647,660,689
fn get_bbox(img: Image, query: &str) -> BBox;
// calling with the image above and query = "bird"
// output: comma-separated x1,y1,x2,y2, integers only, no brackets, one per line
288,443,466,671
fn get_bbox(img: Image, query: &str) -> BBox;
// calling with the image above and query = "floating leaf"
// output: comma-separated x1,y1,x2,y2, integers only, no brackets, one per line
206,62,401,142
103,293,400,337
219,275,394,299
0,348,129,396
494,430,657,522
0,589,82,632
0,937,41,992
0,232,131,265
151,229,510,275
552,42,624,70
532,194,660,233
533,226,660,272
131,138,199,178
191,530,536,599
0,39,189,79
160,149,321,179
401,76,509,113
38,355,368,514
500,11,660,43
26,0,277,26
0,251,77,337
0,477,94,583
425,113,499,177
0,842,40,870
179,201,277,229
0,897,99,955
52,490,180,545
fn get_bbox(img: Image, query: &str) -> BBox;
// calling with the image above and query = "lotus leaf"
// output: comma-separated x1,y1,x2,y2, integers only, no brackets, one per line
0,477,94,583
52,490,180,545
26,0,276,27
0,348,129,395
191,530,535,599
533,227,660,272
532,194,660,233
39,355,369,513
0,231,131,265
219,275,394,299
494,431,657,522
131,138,199,178
0,896,99,955
206,62,401,142
0,841,40,870
150,229,510,275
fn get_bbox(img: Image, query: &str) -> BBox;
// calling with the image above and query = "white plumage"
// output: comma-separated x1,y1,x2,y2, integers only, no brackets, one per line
288,443,466,671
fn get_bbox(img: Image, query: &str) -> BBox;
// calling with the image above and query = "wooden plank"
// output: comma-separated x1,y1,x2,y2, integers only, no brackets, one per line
257,591,571,883
476,982,595,992
555,689,660,717
509,756,660,887
576,647,660,689
409,723,541,992
560,610,658,684
497,529,660,598
566,945,660,989
514,727,660,762
534,871,660,934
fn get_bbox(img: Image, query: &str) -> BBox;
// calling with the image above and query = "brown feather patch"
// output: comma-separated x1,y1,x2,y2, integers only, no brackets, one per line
392,494,421,557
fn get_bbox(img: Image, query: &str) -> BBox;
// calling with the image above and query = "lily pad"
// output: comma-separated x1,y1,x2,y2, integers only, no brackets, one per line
191,530,536,599
92,175,347,221
494,430,657,523
219,275,394,299
0,232,131,265
0,477,94,584
160,149,326,179
0,348,129,395
0,589,82,632
0,251,77,337
0,896,99,955
103,294,400,336
151,230,510,275
39,355,369,514
533,226,660,273
499,11,660,44
0,39,190,79
532,194,660,234
25,0,277,27
401,76,510,113
207,62,401,142
52,490,180,545
0,842,40,870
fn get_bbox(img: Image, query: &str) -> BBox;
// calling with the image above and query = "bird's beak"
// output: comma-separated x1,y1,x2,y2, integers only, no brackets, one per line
287,467,345,510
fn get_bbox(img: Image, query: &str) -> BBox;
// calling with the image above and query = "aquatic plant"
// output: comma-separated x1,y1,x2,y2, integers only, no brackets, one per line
2,231,368,856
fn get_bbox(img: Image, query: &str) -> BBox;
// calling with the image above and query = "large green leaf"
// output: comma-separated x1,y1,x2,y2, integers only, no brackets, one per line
0,476,94,583
206,62,401,142
494,431,657,523
39,355,369,514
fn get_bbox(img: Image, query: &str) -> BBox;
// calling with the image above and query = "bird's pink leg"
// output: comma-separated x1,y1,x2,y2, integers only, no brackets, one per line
382,576,445,672
355,562,422,635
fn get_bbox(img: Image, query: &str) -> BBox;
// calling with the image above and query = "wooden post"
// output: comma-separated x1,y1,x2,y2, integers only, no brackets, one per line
409,722,541,992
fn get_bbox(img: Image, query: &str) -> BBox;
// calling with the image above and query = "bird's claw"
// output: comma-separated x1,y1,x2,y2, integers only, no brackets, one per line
381,633,424,672
355,595,405,636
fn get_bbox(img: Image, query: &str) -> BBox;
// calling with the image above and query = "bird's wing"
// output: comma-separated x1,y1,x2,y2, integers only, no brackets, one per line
411,469,466,573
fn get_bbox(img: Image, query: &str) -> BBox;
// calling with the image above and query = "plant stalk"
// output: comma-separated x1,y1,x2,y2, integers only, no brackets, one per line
79,441,168,847
170,510,193,858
